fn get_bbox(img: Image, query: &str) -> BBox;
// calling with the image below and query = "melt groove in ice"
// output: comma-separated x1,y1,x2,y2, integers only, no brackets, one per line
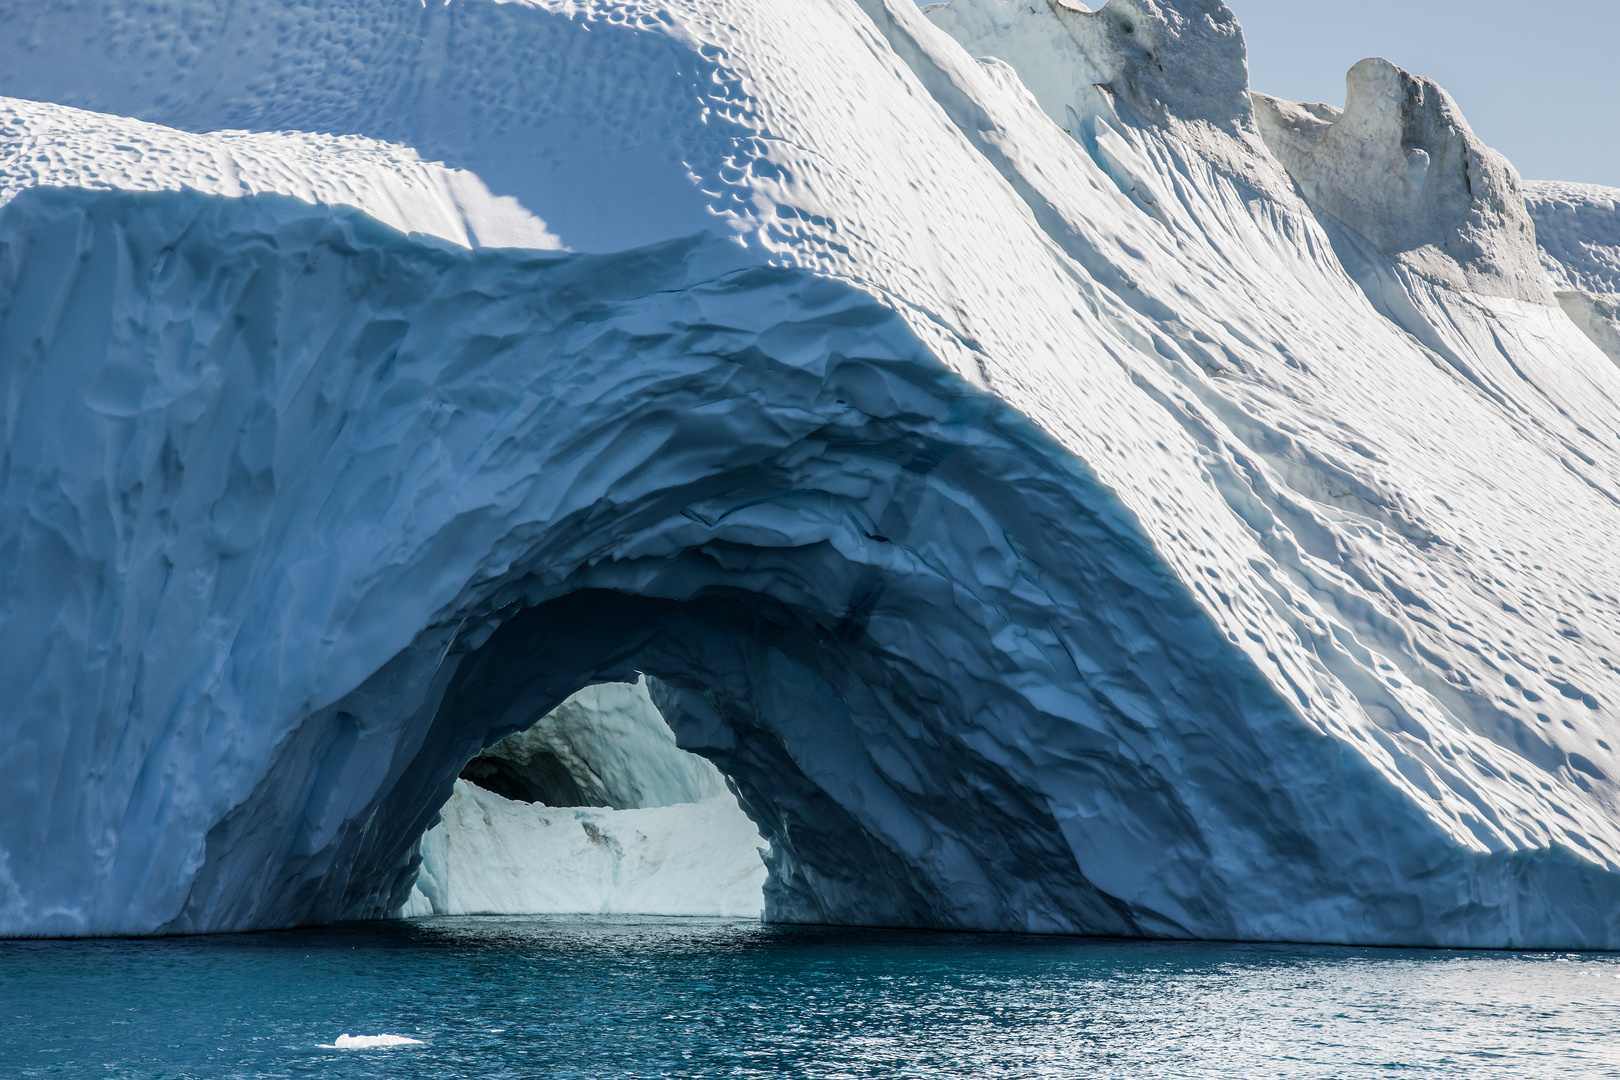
1,0,1619,948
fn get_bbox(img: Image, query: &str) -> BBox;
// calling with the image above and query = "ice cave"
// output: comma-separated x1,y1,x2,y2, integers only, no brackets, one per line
3,0,1620,950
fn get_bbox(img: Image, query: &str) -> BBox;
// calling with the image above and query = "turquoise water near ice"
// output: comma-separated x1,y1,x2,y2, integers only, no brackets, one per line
3,915,1618,1078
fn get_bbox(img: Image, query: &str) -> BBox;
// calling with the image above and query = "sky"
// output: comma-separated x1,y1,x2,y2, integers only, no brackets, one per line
1225,0,1617,186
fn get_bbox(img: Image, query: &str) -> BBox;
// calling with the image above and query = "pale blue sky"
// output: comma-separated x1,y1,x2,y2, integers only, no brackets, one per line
1230,0,1617,186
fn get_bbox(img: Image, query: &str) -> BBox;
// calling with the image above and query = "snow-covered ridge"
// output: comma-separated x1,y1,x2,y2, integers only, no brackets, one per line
2,0,1620,948
0,97,561,249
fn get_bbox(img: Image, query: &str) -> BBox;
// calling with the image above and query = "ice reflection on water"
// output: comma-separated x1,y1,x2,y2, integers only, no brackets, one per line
2,914,1618,1078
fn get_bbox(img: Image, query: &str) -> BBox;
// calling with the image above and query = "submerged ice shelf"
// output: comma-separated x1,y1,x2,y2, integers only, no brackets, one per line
2,0,1620,948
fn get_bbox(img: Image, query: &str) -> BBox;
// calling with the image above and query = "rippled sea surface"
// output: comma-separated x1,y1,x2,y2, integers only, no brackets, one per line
3,915,1619,1078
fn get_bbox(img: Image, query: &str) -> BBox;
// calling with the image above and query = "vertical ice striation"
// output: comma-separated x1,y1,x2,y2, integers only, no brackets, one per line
0,0,1619,947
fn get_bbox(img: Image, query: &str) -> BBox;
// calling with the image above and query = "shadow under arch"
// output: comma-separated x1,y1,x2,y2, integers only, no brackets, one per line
381,586,1142,935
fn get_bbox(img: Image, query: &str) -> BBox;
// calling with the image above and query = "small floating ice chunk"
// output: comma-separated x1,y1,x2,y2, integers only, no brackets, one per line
330,1033,423,1048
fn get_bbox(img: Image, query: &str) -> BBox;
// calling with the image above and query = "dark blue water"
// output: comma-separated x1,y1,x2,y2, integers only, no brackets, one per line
3,915,1617,1079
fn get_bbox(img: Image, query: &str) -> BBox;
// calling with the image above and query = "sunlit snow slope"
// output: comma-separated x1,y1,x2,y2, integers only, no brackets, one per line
2,0,1619,947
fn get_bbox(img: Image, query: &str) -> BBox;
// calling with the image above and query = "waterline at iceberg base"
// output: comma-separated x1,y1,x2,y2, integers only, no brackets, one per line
2,0,1619,949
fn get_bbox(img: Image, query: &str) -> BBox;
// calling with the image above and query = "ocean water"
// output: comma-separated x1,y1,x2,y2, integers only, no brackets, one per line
2,915,1617,1079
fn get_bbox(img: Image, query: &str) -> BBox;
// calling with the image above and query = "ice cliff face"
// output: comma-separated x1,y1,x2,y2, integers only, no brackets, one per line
1524,181,1620,364
402,783,766,919
3,0,1620,948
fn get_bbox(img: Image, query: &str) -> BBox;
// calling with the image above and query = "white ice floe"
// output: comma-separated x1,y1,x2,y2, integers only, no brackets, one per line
328,1034,423,1049
3,0,1620,950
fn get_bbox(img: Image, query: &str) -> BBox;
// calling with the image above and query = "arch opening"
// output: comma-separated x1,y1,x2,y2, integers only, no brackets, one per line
164,356,1336,943
400,676,769,920
365,585,1146,935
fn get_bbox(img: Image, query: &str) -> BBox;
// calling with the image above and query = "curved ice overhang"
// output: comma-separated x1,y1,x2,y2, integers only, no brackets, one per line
0,185,1374,941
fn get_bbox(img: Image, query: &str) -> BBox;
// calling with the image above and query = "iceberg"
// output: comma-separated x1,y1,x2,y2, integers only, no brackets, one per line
1,0,1619,948
329,1034,423,1049
403,679,767,918
401,783,766,919
454,679,730,811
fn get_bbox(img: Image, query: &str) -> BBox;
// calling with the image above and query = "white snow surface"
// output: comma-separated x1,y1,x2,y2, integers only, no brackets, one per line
0,97,563,250
1525,181,1620,297
2,0,1620,947
400,781,766,918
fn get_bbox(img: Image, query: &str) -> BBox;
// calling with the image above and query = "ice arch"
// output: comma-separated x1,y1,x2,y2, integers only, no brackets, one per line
0,183,1465,945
